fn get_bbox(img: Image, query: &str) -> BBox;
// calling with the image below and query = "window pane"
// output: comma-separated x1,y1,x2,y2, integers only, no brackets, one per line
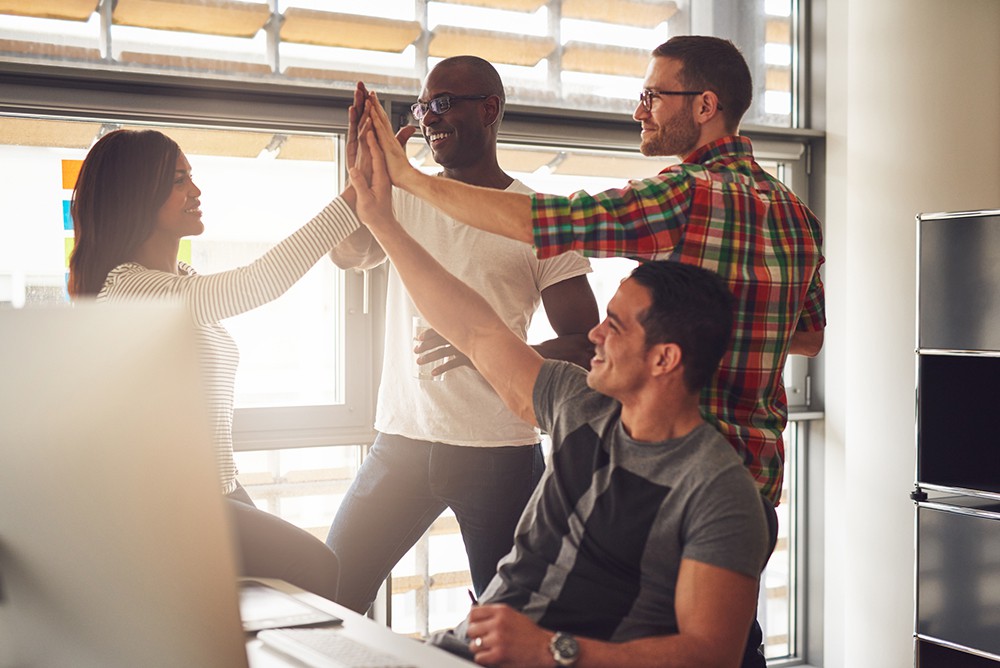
0,116,349,410
178,145,344,408
235,445,363,541
1,1,800,127
761,419,802,661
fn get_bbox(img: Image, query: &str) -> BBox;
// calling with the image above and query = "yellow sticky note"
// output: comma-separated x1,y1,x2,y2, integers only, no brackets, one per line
178,239,191,265
64,237,75,268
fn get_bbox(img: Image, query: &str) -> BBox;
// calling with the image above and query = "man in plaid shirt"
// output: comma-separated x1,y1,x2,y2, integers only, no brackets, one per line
359,35,824,666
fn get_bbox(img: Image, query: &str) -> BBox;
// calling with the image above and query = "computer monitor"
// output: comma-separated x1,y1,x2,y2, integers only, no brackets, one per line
0,302,249,668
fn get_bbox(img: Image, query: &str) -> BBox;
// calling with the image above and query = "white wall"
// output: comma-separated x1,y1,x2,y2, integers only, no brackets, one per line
823,1,1000,667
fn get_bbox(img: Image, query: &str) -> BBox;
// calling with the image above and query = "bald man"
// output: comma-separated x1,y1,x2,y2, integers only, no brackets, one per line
325,57,599,614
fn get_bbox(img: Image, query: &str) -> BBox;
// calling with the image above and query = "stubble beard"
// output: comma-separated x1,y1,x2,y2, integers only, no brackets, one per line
639,106,701,158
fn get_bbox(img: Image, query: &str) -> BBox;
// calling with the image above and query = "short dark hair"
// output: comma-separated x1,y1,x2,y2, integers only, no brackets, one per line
652,35,752,131
630,260,734,393
68,129,180,296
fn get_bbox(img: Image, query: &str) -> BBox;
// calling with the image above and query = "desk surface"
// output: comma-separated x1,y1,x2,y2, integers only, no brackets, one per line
243,579,473,667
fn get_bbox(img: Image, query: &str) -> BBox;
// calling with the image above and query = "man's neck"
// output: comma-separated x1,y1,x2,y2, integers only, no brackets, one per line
619,392,704,443
440,161,513,190
678,126,737,161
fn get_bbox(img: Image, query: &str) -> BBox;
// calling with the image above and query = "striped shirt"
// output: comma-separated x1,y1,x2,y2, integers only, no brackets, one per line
531,136,825,504
97,197,360,494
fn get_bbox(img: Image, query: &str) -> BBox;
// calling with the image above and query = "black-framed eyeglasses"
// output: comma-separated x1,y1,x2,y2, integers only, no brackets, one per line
639,88,720,112
410,94,489,120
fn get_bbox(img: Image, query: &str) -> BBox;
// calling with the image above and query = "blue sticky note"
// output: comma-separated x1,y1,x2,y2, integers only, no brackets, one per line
63,200,73,230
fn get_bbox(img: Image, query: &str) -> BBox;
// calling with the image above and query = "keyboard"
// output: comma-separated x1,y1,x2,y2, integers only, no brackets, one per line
256,627,417,668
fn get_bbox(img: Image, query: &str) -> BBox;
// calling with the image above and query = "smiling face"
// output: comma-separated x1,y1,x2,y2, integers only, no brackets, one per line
586,277,656,400
417,63,494,171
155,151,203,239
633,56,703,158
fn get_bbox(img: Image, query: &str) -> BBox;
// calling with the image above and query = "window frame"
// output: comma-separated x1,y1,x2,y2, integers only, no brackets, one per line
0,62,380,450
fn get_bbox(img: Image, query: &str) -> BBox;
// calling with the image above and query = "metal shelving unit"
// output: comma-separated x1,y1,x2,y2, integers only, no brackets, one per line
914,210,1000,667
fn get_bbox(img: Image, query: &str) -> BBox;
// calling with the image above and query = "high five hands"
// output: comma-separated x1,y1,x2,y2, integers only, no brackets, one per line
348,86,474,377
353,90,421,191
346,83,416,206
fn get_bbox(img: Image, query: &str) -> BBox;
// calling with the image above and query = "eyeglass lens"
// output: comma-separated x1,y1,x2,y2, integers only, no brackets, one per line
411,96,451,120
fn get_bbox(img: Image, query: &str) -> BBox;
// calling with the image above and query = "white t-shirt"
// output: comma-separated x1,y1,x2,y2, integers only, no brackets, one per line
376,180,592,446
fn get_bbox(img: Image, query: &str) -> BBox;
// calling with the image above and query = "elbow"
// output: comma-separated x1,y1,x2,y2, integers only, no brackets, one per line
789,331,824,357
328,250,355,270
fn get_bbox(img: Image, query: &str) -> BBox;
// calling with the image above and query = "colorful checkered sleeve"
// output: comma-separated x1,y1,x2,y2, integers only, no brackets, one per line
531,173,694,261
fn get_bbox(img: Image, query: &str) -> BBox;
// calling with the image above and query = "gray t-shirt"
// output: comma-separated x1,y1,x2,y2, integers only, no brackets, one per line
479,360,769,642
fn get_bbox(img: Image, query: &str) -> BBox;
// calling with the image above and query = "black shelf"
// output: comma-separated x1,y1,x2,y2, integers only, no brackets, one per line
917,354,1000,495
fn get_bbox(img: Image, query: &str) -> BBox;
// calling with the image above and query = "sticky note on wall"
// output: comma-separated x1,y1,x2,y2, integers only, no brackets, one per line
62,159,83,190
178,239,191,264
62,160,82,273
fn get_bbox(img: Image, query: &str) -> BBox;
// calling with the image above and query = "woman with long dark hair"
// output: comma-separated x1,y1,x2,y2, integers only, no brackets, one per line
68,128,358,601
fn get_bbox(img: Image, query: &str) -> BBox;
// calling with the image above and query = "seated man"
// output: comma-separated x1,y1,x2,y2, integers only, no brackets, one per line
349,127,770,667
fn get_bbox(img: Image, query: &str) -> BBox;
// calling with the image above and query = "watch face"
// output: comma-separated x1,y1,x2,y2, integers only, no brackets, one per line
551,632,579,664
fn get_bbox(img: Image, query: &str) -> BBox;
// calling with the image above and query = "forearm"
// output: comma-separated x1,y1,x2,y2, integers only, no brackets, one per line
394,169,535,244
789,328,823,356
535,274,598,369
573,562,755,668
328,224,386,270
572,634,740,668
122,197,360,324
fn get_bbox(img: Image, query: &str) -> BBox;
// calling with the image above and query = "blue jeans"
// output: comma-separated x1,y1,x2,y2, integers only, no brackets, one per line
326,433,544,614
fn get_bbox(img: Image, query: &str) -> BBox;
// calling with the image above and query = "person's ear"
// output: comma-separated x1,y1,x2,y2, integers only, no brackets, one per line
650,342,683,377
695,91,722,124
482,95,502,127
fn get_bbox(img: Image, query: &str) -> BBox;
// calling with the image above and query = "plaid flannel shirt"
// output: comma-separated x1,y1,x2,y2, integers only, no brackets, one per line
530,136,825,504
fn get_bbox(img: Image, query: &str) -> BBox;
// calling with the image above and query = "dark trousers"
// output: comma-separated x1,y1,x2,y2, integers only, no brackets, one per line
226,482,340,602
326,433,545,614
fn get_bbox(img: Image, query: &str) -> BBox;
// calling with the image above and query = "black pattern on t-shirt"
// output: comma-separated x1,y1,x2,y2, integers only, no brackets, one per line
539,466,672,639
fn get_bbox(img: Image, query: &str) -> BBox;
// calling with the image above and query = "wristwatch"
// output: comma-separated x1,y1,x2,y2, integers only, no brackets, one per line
549,632,579,666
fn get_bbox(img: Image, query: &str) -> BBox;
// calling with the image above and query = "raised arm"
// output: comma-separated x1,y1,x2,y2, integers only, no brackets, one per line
364,91,535,245
351,128,543,425
330,83,416,270
100,198,359,325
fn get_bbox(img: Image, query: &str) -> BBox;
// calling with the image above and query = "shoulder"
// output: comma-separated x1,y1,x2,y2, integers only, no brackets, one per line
675,427,770,574
683,425,754,480
106,261,146,276
535,250,592,281
98,261,193,300
98,262,149,300
535,359,594,394
534,360,617,430
624,166,703,196
100,261,145,286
